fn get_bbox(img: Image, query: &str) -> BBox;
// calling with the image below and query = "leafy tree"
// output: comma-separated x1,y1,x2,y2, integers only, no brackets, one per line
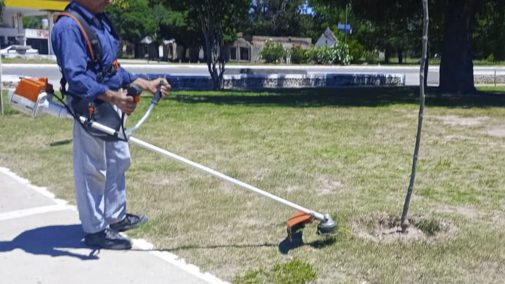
168,0,250,90
473,2,505,61
107,0,158,56
260,41,287,63
312,0,495,94
151,0,202,62
247,0,315,38
333,0,421,63
306,43,351,65
290,46,307,64
23,16,44,29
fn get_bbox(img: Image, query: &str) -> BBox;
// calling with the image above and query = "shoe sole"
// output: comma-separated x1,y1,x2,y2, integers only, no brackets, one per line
85,241,132,250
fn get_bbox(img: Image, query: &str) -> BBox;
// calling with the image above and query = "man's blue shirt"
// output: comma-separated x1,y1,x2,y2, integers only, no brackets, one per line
51,1,138,100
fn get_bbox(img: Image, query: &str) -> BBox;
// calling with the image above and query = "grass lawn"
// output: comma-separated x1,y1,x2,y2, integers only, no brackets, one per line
1,86,505,283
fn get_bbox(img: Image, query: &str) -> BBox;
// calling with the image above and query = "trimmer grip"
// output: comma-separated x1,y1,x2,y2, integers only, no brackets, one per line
127,83,142,103
151,84,163,105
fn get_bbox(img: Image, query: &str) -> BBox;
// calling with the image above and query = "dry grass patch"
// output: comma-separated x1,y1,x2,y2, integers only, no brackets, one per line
352,213,457,244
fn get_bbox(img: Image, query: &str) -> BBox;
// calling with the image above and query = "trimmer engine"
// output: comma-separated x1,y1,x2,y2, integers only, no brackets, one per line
8,77,68,118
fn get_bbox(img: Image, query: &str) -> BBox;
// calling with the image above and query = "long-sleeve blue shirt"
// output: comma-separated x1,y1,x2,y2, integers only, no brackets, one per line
51,1,138,100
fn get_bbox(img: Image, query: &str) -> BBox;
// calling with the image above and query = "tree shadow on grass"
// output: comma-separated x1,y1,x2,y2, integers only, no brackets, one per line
0,225,98,260
172,87,505,108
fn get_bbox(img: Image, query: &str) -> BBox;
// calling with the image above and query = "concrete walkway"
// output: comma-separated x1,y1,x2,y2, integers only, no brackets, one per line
0,167,227,284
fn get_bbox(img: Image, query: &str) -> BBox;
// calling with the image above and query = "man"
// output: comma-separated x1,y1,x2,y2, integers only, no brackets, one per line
51,0,170,250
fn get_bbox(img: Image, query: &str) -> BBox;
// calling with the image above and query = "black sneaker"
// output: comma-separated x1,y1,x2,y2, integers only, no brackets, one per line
84,228,132,250
110,213,148,232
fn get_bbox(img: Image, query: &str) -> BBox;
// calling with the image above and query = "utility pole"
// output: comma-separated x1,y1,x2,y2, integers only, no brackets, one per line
344,3,349,45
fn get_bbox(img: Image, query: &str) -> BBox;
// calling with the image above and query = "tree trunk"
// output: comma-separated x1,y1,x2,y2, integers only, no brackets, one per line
199,6,225,90
384,47,391,64
401,0,429,232
201,15,225,90
439,0,481,94
398,49,404,64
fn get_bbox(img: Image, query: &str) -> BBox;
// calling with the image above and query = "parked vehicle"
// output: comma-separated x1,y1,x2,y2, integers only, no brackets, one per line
0,45,39,58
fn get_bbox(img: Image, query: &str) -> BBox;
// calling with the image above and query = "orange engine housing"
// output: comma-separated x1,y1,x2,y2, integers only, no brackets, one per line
14,77,49,103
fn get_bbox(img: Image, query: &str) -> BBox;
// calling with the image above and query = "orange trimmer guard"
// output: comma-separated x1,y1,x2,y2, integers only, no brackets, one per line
287,212,313,239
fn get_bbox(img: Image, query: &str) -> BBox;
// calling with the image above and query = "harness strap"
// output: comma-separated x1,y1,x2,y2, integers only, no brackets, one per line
57,11,101,65
56,10,121,96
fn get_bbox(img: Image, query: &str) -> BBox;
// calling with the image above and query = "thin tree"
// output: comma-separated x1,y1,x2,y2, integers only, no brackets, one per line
400,0,429,232
177,0,249,90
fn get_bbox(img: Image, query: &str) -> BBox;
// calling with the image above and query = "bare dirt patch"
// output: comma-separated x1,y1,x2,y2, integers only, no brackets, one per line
313,175,344,195
435,205,483,219
352,213,457,244
432,115,489,127
487,126,505,138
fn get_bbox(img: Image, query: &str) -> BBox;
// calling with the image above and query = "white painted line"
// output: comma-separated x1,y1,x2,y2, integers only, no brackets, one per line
0,167,227,284
0,167,68,206
133,239,229,284
0,204,74,221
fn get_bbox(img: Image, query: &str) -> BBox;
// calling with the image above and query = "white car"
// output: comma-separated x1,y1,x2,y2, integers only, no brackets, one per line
0,45,39,58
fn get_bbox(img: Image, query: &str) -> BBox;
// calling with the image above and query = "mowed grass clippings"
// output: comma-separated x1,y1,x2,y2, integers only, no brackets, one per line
1,87,505,283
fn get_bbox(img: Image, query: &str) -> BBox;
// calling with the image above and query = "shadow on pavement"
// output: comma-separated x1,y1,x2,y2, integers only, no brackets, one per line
0,224,98,260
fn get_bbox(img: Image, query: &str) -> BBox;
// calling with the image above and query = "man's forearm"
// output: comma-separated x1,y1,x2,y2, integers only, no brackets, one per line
97,89,118,105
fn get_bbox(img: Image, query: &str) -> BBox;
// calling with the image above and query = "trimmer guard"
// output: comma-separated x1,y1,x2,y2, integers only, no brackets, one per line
287,212,313,240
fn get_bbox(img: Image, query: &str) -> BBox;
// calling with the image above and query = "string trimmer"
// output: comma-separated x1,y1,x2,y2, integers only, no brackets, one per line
8,77,337,240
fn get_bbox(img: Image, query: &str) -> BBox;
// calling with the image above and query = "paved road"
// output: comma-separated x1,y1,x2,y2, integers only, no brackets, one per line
0,167,227,284
1,62,444,86
4,62,505,88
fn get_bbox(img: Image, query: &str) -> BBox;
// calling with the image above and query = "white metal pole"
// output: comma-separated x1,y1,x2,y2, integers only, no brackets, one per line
73,110,326,221
128,136,326,221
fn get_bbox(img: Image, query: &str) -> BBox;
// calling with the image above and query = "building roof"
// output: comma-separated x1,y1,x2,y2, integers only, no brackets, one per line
251,35,312,46
4,0,69,11
315,27,338,47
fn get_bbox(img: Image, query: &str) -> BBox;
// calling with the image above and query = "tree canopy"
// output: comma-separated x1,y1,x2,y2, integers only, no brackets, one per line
163,0,249,89
101,0,505,93
107,0,158,44
246,0,315,38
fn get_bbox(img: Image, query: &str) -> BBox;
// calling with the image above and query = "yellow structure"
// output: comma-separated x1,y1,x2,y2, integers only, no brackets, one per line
1,0,69,54
4,0,69,11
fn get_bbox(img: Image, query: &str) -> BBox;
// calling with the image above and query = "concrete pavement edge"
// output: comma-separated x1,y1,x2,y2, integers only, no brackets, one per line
0,166,229,284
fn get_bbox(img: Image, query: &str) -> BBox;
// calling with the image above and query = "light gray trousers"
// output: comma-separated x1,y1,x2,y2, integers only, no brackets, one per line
72,120,131,234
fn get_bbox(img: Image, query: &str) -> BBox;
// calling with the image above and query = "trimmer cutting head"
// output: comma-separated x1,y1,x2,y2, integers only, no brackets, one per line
287,212,337,241
317,214,337,235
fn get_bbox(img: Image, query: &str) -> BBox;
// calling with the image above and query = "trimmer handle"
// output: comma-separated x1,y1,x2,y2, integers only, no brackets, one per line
151,83,163,105
127,83,142,103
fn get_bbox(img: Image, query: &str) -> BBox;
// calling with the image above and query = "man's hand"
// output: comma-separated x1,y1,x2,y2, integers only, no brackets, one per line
98,89,137,114
133,77,171,98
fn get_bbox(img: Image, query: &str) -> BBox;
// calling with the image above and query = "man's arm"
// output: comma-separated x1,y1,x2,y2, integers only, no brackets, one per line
51,19,109,100
131,77,172,98
52,19,137,113
97,89,136,114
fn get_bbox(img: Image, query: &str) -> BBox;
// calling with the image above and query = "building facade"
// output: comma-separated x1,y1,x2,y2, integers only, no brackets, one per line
229,35,312,63
0,0,68,54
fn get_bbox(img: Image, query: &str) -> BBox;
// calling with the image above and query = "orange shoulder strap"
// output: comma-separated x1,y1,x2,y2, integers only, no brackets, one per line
56,11,97,62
